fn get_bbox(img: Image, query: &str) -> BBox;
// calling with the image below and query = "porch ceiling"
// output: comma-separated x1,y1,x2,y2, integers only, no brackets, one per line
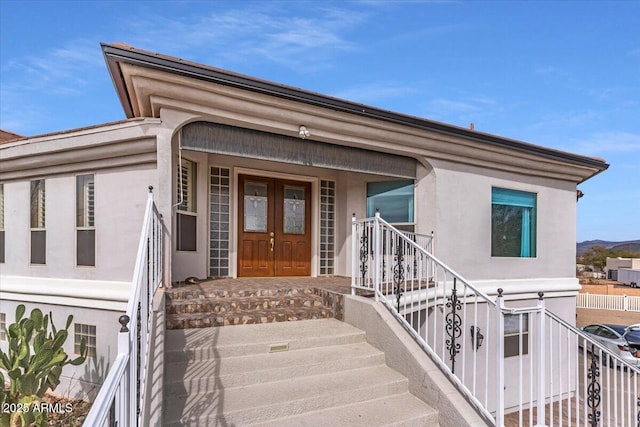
182,121,416,178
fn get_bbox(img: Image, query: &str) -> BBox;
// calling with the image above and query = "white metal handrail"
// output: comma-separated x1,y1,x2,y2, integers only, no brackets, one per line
84,187,164,426
352,213,640,426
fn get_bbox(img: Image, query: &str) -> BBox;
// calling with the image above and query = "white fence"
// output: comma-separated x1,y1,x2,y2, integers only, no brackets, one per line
353,213,640,426
577,293,640,312
84,188,164,426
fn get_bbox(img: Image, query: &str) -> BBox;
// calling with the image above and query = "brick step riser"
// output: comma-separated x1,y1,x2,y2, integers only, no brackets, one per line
166,287,316,300
167,297,325,314
166,308,334,330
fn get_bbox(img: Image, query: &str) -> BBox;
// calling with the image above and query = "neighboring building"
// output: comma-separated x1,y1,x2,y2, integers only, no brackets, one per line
0,43,608,400
605,257,640,280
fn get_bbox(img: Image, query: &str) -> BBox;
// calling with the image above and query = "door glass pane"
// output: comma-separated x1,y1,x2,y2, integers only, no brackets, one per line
284,185,305,234
244,181,268,232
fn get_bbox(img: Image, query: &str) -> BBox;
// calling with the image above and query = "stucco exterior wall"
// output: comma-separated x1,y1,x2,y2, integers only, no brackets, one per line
1,166,157,282
428,158,577,283
0,300,121,401
411,294,577,413
169,147,411,281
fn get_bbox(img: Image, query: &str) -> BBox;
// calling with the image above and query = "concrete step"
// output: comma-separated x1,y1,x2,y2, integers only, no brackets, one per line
251,393,439,427
163,365,411,426
163,319,439,426
165,341,386,394
165,318,367,361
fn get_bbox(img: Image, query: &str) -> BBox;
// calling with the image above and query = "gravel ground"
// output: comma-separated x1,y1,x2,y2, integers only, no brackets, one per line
576,307,640,328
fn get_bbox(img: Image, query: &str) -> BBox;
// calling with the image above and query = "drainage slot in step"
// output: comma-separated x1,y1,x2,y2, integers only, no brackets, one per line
269,343,289,353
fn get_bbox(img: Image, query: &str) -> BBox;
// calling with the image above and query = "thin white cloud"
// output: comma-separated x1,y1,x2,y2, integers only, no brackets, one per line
528,111,601,132
331,82,421,105
2,38,103,95
0,38,107,134
572,131,640,155
422,95,502,125
123,5,365,70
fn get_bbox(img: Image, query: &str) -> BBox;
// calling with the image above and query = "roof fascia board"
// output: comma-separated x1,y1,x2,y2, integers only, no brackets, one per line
101,43,608,173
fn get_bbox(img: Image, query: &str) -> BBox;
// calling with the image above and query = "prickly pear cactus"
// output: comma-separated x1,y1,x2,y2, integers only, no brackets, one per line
0,304,87,426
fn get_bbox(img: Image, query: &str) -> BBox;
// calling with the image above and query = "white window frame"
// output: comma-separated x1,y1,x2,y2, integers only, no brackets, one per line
76,174,96,267
0,312,6,341
74,323,97,359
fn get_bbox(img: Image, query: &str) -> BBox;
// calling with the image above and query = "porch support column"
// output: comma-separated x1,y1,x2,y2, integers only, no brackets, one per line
155,125,174,288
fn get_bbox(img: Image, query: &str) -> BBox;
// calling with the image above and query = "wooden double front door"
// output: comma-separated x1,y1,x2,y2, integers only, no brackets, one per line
238,174,311,277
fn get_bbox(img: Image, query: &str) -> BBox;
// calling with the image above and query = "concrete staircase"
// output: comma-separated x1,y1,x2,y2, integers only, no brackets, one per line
163,318,439,426
166,287,338,329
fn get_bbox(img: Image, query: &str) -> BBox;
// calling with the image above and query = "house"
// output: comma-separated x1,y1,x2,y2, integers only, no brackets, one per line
605,256,640,281
1,43,613,423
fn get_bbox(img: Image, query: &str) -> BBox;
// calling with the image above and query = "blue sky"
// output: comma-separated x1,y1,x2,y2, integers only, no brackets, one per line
1,0,638,242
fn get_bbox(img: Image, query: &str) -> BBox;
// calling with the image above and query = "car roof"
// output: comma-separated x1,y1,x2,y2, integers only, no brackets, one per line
603,324,627,334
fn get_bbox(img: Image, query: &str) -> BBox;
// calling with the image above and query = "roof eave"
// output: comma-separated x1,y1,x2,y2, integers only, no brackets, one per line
100,43,609,177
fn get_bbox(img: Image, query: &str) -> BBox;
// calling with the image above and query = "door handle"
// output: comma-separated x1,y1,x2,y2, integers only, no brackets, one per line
270,237,274,252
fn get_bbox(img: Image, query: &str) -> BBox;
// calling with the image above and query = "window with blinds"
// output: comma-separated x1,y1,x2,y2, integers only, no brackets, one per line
30,179,46,264
77,174,95,266
178,158,197,213
177,158,197,251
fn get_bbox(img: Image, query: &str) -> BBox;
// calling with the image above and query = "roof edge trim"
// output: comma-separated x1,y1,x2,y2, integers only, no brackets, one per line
100,43,609,173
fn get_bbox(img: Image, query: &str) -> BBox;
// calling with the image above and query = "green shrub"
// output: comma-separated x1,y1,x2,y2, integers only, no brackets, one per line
0,304,87,426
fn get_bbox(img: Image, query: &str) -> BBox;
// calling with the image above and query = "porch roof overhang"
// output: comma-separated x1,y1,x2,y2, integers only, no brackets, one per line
101,43,608,184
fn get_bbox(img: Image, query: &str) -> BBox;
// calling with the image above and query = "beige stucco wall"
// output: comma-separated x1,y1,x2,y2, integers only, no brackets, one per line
428,158,577,283
409,293,577,414
167,135,579,292
0,299,121,401
169,147,406,281
1,166,156,282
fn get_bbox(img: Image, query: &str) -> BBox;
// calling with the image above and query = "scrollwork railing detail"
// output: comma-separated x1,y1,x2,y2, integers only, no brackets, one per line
445,277,462,374
586,343,601,427
359,227,369,281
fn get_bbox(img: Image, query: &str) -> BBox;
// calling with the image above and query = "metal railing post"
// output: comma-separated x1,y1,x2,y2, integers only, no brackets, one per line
496,289,505,427
536,292,546,427
117,315,131,425
374,210,381,301
351,214,356,295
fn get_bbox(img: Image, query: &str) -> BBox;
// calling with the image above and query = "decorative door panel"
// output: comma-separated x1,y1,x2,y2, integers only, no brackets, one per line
238,175,311,277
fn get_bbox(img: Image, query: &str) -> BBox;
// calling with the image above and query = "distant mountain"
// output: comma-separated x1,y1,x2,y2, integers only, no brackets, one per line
577,240,640,256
